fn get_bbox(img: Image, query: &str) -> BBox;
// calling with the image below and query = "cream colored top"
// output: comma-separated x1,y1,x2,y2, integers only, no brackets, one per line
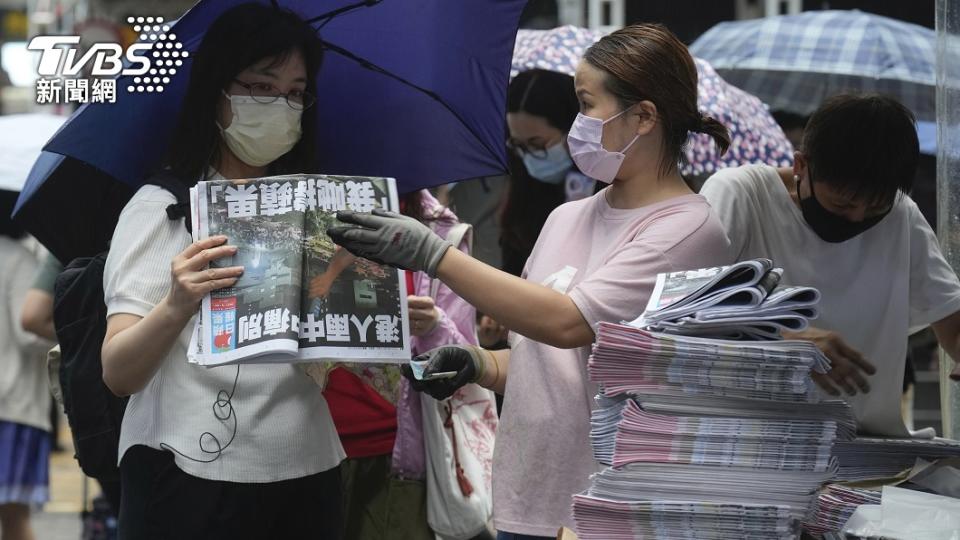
104,184,344,482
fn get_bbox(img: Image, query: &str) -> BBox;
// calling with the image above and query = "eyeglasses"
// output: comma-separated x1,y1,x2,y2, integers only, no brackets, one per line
231,79,316,111
506,139,550,159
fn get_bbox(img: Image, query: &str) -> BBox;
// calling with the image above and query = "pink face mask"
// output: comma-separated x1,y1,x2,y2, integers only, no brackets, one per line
567,107,639,184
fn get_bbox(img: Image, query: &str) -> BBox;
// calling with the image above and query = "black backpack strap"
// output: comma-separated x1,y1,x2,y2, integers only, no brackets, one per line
143,170,193,234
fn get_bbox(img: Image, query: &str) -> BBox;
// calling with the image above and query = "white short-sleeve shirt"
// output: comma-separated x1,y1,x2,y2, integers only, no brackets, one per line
104,183,344,483
701,164,960,437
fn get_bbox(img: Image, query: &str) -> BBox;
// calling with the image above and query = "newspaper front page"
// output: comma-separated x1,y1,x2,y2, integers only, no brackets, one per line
188,174,410,367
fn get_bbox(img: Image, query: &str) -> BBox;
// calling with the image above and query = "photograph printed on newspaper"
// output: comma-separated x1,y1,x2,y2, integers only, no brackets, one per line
188,174,410,367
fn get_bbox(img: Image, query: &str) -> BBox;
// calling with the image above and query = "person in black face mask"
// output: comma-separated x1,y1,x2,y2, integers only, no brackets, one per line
794,169,893,243
701,93,960,438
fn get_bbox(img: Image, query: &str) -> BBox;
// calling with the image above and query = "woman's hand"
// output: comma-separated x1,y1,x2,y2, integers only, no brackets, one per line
401,345,486,400
408,295,440,337
327,209,453,277
166,235,244,319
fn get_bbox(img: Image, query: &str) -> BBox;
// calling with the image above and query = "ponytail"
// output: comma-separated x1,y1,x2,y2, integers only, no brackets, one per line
695,114,731,156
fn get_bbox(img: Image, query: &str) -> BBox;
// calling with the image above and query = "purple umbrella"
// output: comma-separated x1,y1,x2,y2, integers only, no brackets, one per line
512,26,794,177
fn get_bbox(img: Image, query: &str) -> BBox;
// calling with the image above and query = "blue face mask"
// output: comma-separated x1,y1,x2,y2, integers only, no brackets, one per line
522,141,573,184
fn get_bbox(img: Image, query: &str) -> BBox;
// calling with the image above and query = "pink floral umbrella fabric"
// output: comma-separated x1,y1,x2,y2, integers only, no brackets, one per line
513,26,794,177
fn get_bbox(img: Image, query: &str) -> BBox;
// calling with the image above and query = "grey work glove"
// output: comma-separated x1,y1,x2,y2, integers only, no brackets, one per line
327,208,453,278
400,345,486,401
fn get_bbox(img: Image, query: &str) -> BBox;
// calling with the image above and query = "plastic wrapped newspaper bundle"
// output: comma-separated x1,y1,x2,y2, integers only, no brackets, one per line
574,260,855,540
808,460,960,539
803,485,881,538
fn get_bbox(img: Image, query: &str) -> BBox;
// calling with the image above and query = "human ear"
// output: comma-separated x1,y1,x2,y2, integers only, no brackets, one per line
633,100,658,137
793,151,807,179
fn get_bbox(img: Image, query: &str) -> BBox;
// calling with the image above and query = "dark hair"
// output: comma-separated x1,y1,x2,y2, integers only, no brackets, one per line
499,152,565,276
507,69,579,132
771,110,809,133
802,94,919,207
0,190,26,239
583,23,730,175
500,70,576,276
164,3,323,183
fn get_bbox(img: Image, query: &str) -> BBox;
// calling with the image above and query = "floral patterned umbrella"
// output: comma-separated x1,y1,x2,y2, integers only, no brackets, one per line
513,26,794,177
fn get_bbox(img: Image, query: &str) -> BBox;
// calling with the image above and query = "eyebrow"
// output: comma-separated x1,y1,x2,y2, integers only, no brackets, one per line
576,89,592,98
250,68,308,84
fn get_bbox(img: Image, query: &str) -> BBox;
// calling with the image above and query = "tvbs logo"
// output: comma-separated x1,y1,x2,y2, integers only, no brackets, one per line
29,35,153,77
29,16,187,104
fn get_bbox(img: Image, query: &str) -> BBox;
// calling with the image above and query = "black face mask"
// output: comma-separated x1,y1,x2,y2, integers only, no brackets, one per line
796,176,889,243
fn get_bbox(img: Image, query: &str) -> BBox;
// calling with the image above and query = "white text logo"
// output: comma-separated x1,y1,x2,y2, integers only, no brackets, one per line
29,16,187,105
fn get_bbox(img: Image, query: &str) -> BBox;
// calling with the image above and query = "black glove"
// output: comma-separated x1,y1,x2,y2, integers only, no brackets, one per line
400,345,486,400
328,208,453,278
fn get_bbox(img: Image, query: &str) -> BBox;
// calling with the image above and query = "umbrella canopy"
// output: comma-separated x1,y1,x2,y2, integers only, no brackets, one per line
511,26,793,178
511,25,603,78
690,10,936,121
15,0,525,263
688,58,793,177
0,114,66,192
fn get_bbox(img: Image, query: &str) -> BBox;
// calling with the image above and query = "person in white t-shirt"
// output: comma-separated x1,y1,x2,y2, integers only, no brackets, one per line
700,94,960,437
100,5,344,538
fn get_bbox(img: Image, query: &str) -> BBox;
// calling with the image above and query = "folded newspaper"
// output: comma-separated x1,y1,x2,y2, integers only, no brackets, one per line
187,174,410,367
634,258,820,340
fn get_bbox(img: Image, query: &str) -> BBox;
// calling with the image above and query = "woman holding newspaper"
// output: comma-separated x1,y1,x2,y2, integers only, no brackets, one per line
330,24,735,539
99,5,344,538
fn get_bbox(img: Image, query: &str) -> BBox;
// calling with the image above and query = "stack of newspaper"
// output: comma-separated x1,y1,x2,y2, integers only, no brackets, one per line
590,394,857,467
588,322,830,403
573,464,837,539
186,174,411,367
573,262,853,539
832,437,960,481
611,400,838,471
803,485,881,539
635,258,820,340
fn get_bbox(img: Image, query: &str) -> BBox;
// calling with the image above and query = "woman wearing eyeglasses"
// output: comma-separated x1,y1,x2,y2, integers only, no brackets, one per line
501,69,593,277
99,5,344,539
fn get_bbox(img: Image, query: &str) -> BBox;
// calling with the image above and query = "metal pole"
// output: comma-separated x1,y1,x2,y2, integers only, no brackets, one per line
936,0,960,439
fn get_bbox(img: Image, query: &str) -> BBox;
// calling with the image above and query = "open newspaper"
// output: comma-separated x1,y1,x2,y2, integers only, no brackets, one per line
187,174,410,367
634,258,820,340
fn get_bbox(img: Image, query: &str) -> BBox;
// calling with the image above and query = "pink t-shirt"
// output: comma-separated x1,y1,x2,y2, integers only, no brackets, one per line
493,190,733,536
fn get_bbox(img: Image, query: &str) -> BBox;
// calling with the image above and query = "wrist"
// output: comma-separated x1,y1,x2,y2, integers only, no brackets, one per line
472,347,499,388
160,293,197,327
426,242,454,279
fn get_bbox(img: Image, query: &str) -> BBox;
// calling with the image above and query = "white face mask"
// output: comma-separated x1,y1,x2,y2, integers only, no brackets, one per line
566,107,639,184
218,92,303,167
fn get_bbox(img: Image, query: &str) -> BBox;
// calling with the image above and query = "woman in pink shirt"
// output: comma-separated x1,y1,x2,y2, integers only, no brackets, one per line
331,24,735,539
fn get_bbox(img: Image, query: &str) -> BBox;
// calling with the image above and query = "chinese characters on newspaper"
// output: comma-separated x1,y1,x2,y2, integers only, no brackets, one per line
188,174,410,367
